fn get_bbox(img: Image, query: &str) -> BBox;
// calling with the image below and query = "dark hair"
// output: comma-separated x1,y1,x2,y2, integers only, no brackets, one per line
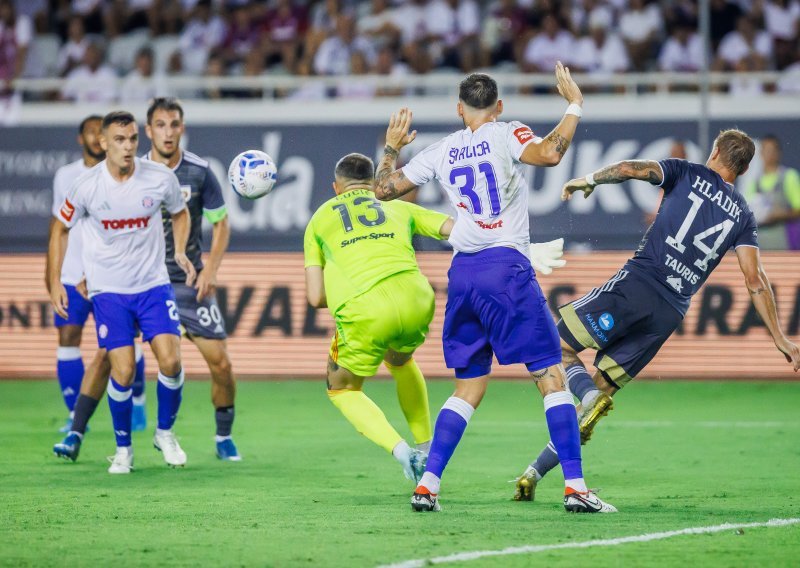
714,129,755,176
335,153,374,181
102,111,136,130
146,97,184,125
459,73,498,109
760,134,781,151
79,114,103,134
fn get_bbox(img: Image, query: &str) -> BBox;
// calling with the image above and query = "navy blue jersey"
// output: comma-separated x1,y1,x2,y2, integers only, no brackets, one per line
625,159,758,316
146,151,227,283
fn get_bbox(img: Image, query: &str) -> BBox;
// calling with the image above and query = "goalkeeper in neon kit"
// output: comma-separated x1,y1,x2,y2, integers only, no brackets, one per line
304,153,567,482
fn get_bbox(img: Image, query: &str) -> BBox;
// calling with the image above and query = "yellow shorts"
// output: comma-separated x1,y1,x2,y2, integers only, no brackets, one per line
330,271,435,377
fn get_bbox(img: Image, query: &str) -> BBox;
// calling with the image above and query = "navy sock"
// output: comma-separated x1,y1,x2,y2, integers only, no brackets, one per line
56,347,84,412
157,369,184,430
215,406,235,437
107,378,133,447
71,393,100,435
531,441,561,479
543,391,583,481
565,364,598,403
425,397,475,479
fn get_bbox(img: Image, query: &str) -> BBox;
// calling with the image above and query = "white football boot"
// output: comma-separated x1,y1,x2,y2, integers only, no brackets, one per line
107,447,134,474
153,429,187,467
564,488,617,513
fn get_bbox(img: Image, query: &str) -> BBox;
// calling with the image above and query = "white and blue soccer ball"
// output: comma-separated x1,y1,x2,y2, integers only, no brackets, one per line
228,150,278,200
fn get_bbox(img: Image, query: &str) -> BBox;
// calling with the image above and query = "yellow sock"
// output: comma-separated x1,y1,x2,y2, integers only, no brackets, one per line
327,389,403,453
386,358,432,446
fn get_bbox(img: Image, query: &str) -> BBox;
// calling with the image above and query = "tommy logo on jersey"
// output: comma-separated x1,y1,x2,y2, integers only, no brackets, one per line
59,198,75,222
513,126,534,144
102,217,150,230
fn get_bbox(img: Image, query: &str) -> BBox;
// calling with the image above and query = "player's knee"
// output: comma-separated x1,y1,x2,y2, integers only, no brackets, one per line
58,326,82,347
211,353,233,381
112,362,136,386
158,354,182,377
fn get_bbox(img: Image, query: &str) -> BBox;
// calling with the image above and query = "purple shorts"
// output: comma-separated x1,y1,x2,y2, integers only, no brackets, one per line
91,284,181,351
54,284,93,328
443,247,562,378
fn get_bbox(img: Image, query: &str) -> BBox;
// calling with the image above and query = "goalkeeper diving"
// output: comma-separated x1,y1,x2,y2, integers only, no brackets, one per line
303,152,565,483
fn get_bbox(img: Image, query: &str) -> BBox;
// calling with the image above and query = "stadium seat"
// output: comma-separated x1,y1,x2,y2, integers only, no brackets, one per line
107,30,150,74
152,35,180,75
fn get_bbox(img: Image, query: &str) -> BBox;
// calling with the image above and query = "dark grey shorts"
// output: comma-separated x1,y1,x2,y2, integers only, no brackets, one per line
172,282,228,340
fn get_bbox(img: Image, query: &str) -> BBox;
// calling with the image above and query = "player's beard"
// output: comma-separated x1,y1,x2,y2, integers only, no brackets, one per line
155,144,178,161
86,146,105,161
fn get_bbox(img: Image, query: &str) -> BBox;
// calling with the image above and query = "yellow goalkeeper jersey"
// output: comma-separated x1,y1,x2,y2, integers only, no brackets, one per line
303,188,449,313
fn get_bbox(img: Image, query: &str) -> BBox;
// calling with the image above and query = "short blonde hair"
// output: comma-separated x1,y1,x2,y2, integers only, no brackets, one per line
713,129,755,176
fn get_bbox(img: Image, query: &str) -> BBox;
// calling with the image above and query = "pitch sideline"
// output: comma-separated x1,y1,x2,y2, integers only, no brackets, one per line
378,518,800,568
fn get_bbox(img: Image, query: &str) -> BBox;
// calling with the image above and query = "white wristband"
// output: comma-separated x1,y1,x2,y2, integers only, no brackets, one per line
565,103,583,118
585,173,596,187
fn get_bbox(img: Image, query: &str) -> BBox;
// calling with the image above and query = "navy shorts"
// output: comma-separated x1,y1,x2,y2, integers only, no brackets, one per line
558,269,683,388
443,247,562,379
54,284,93,327
172,282,228,340
91,284,181,351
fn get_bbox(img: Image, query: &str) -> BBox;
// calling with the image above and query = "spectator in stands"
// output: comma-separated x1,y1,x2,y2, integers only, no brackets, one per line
395,0,431,74
424,0,481,72
0,0,31,95
716,16,772,71
521,12,574,73
570,0,614,37
777,46,800,92
104,0,157,38
761,0,800,69
179,0,227,75
60,41,118,102
262,0,307,72
619,0,663,71
56,0,104,36
57,15,89,76
357,0,400,46
121,46,166,102
374,44,410,97
288,58,326,100
571,9,630,76
305,0,347,68
482,0,528,66
709,0,742,51
225,48,265,98
313,15,375,75
658,21,704,72
745,135,800,250
222,3,260,68
336,50,376,98
203,51,225,99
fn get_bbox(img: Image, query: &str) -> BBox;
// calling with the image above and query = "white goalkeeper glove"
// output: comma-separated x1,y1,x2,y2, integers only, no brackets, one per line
529,238,566,275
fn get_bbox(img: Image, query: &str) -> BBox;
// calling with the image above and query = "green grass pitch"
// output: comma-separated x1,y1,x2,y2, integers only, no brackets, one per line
1,379,799,567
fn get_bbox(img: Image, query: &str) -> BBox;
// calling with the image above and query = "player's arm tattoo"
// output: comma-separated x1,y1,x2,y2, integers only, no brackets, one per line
593,160,663,185
543,132,570,158
373,145,416,201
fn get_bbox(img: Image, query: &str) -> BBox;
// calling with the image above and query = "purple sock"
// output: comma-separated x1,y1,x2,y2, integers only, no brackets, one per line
157,369,184,430
425,397,475,478
543,391,583,481
107,378,133,447
132,345,146,398
56,347,84,412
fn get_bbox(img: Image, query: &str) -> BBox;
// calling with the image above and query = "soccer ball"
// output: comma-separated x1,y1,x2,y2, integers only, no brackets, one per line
228,150,278,199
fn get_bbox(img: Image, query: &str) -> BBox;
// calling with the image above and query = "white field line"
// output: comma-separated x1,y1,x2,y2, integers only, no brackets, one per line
377,518,800,568
487,421,796,428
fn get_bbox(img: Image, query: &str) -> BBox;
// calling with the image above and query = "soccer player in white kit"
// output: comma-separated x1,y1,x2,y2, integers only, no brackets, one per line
373,65,616,513
48,111,196,474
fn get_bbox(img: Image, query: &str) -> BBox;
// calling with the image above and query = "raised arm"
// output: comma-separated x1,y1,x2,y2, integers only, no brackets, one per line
374,108,419,201
561,160,664,201
519,62,584,167
170,208,197,286
735,245,799,371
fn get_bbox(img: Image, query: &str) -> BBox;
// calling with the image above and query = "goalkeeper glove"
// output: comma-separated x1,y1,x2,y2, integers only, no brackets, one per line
529,238,566,275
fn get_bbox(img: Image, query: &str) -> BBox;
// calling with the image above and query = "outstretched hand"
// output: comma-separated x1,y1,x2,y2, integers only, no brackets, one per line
385,107,417,151
529,238,567,275
561,177,595,201
555,61,582,106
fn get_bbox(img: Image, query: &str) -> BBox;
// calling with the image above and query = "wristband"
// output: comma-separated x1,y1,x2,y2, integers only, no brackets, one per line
585,173,596,188
565,103,583,118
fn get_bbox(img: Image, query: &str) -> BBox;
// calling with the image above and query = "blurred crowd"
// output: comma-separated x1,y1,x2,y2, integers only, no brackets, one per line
1,0,800,101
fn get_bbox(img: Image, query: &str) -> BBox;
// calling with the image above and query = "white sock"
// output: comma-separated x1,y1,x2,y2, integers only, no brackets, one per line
392,440,412,463
116,445,133,456
133,394,146,405
416,440,431,453
581,390,600,408
565,477,588,493
524,464,542,481
418,472,441,494
155,428,172,436
215,435,232,443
